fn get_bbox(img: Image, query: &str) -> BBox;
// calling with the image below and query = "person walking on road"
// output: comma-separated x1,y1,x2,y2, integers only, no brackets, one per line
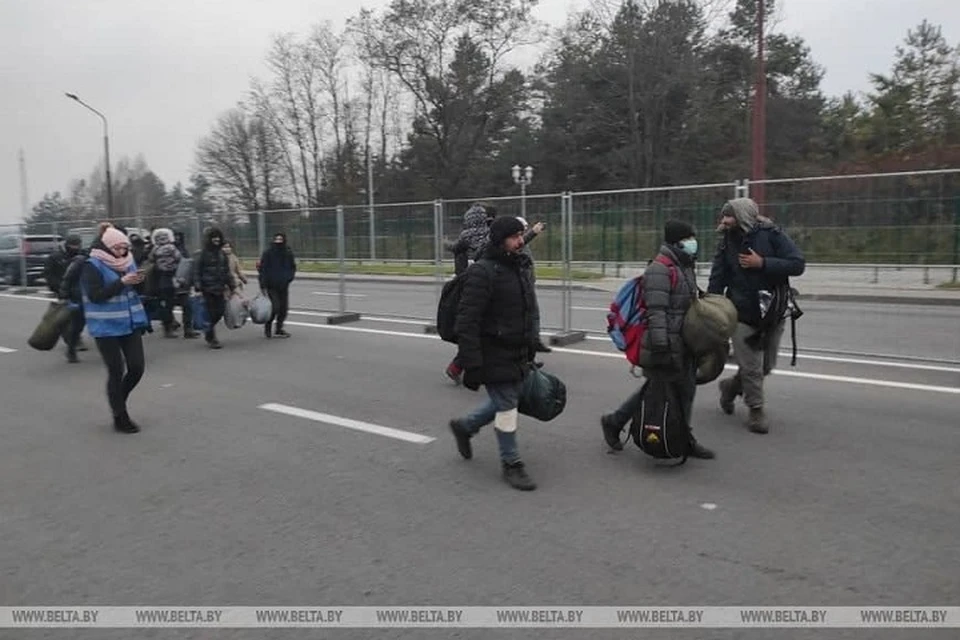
223,241,248,293
600,221,715,459
192,227,235,350
257,232,297,339
46,235,89,361
448,216,540,491
516,216,552,355
708,198,806,434
445,203,496,384
148,228,183,339
80,227,149,434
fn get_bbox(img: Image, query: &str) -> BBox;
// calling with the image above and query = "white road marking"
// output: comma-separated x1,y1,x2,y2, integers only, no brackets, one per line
700,503,718,511
0,346,17,354
2,291,958,392
258,402,435,444
573,306,610,311
287,310,428,326
312,291,367,298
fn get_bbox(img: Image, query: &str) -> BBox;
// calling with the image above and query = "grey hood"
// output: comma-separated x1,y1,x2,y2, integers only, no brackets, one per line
721,198,773,234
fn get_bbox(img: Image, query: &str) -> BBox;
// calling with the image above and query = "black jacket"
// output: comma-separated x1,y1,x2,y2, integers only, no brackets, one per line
44,247,82,294
258,244,297,289
708,223,805,327
59,253,88,303
454,246,539,385
192,229,233,295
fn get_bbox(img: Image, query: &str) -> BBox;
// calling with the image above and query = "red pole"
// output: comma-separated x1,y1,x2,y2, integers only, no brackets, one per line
751,0,767,209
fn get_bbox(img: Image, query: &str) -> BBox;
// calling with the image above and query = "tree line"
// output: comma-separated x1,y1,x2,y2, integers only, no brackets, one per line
25,0,960,228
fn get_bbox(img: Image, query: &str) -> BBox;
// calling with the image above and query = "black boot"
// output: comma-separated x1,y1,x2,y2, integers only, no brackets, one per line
502,461,537,491
114,412,139,434
601,414,624,451
688,438,715,459
448,420,473,460
536,341,553,353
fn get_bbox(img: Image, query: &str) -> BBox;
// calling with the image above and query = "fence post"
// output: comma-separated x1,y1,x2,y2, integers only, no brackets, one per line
953,196,959,283
434,199,444,309
325,204,360,325
257,210,266,257
369,202,376,261
18,223,28,290
550,191,585,347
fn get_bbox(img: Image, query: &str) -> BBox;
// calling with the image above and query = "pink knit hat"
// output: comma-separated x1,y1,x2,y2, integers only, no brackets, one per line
101,227,130,249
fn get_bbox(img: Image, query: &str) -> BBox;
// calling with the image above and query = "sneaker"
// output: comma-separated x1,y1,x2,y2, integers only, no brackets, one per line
445,362,462,385
264,324,272,339
688,439,716,459
747,408,769,434
207,339,223,350
449,420,473,460
600,414,624,451
183,330,200,339
502,461,537,491
718,378,738,415
275,329,291,339
66,350,79,364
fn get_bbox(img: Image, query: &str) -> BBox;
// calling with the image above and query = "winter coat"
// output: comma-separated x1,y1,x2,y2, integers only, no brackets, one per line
192,229,233,295
44,247,81,294
226,253,247,289
58,253,87,303
639,244,698,379
258,244,296,289
454,245,539,386
707,199,806,327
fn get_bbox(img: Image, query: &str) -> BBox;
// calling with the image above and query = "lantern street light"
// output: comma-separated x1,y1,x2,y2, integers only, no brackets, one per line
512,164,533,220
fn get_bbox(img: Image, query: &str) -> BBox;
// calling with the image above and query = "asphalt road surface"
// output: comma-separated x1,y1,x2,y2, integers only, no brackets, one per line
1,291,958,640
281,279,960,363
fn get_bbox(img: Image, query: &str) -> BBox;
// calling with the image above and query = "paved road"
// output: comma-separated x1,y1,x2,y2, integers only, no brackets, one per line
0,293,958,640
278,280,960,363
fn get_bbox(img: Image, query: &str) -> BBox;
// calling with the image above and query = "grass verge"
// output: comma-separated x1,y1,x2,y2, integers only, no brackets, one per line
241,260,604,281
936,280,960,290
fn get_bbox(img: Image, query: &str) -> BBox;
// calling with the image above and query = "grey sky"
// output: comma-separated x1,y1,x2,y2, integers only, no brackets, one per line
1,0,957,225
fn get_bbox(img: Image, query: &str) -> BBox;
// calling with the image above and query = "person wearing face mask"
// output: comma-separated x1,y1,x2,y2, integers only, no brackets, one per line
257,232,297,338
192,227,235,349
81,228,149,434
600,220,715,460
708,198,805,434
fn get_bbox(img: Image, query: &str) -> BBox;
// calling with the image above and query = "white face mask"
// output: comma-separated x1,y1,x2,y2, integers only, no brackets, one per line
679,238,698,256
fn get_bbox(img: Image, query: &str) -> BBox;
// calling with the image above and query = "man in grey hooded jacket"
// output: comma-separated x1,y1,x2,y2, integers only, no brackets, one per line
708,198,805,434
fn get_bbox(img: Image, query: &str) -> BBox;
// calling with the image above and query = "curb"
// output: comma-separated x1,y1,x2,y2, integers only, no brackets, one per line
241,271,607,292
795,293,960,307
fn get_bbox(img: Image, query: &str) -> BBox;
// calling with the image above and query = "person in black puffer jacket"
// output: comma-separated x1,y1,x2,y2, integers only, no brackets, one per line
708,198,805,434
192,227,235,349
448,216,540,491
600,220,715,459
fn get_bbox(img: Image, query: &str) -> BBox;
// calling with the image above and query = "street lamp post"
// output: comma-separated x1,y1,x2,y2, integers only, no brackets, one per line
512,164,533,220
65,93,113,219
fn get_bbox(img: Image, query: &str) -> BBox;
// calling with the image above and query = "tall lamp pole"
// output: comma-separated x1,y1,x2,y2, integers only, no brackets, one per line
750,0,767,208
512,164,533,220
65,93,113,219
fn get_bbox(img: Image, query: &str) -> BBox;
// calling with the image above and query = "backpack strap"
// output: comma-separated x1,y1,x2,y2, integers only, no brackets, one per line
652,254,679,289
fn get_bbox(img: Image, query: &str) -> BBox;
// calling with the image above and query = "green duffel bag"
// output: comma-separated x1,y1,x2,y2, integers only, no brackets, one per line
518,367,567,422
695,343,729,385
28,301,73,351
682,293,738,355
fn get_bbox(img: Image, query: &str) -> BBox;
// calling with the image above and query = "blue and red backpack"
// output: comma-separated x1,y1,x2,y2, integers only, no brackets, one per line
606,255,678,368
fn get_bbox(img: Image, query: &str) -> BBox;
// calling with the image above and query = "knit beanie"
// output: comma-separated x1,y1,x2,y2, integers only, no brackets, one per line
489,216,525,246
100,227,131,249
664,220,696,245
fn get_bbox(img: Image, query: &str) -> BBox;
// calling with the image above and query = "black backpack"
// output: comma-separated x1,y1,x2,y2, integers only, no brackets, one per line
630,378,692,464
436,259,497,344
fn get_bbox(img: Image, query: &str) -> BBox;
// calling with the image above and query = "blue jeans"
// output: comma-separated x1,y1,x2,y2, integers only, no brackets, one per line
460,381,524,463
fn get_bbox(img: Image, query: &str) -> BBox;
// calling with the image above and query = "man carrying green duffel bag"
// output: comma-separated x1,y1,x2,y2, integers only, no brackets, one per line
28,301,74,351
682,293,738,356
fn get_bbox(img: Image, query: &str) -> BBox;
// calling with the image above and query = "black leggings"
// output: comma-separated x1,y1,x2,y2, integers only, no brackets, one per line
94,332,145,417
267,286,289,329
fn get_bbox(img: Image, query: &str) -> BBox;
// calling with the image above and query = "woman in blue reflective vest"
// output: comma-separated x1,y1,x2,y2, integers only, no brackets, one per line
81,227,149,433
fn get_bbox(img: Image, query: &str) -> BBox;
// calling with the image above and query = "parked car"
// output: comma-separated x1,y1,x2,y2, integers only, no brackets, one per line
0,234,63,286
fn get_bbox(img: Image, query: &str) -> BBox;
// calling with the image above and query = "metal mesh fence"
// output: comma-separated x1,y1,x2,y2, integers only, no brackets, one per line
753,170,960,265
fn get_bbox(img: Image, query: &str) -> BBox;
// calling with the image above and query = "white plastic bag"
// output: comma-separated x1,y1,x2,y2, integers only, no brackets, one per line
224,294,249,330
249,294,273,325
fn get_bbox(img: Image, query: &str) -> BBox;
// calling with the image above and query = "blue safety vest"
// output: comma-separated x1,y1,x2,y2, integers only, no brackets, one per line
81,258,149,338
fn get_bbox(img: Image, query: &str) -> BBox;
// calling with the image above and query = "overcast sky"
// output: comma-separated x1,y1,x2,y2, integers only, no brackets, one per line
1,0,958,225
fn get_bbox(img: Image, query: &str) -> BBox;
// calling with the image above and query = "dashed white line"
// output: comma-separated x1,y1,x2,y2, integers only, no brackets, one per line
0,346,17,354
312,291,367,298
259,402,436,444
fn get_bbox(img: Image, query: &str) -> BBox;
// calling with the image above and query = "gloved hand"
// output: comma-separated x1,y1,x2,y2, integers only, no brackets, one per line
462,368,482,391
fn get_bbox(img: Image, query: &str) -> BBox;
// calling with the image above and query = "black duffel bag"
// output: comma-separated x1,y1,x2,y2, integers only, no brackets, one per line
518,367,567,422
